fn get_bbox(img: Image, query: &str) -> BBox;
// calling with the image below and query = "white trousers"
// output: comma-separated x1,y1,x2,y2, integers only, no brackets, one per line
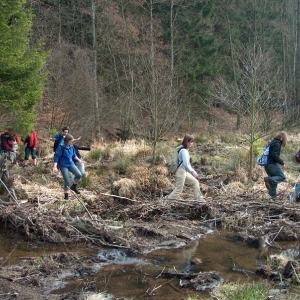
167,167,203,200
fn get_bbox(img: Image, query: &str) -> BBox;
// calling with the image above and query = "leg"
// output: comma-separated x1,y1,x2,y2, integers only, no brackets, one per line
265,164,286,196
185,172,204,200
9,151,16,164
31,148,37,166
60,167,72,194
69,164,82,194
166,167,186,199
75,161,85,176
23,147,30,166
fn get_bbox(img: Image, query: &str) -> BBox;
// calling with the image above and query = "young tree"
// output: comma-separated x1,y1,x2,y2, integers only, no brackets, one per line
210,45,284,178
0,0,48,135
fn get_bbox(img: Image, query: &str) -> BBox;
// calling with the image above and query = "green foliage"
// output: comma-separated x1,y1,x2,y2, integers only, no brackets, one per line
88,149,110,162
111,150,132,175
0,0,48,136
220,134,236,144
88,150,101,161
284,142,298,165
253,139,267,160
212,282,270,300
80,174,91,188
224,148,248,172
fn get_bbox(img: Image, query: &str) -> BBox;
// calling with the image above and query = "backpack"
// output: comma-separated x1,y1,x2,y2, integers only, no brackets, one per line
290,182,300,202
256,144,270,166
295,149,300,163
53,134,64,152
168,147,184,174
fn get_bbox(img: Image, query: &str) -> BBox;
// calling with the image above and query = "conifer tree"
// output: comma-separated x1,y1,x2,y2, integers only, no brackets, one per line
0,0,48,135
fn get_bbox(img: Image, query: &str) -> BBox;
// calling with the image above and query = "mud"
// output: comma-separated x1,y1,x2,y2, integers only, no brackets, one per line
1,144,300,299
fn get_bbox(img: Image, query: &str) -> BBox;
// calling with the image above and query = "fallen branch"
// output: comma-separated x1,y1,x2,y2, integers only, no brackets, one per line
99,192,140,203
0,178,19,205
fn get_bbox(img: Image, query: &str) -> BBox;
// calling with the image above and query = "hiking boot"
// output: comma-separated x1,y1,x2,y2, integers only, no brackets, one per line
264,177,270,190
64,193,69,200
70,184,80,194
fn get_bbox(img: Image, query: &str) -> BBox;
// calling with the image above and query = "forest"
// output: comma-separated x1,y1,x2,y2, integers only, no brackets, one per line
2,0,300,145
3,2,300,299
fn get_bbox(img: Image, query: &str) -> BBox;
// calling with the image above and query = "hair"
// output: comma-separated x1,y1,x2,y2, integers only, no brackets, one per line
64,134,74,145
274,131,288,147
62,126,69,132
181,134,194,148
7,135,16,142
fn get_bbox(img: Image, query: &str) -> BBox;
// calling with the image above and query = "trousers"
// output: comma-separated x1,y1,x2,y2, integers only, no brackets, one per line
167,167,203,200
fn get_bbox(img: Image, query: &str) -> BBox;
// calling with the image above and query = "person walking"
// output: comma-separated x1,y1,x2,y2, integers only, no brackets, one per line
73,144,93,176
53,134,83,200
263,131,287,199
23,130,38,166
166,134,205,203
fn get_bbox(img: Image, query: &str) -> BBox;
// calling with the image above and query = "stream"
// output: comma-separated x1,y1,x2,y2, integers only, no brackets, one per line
1,228,299,299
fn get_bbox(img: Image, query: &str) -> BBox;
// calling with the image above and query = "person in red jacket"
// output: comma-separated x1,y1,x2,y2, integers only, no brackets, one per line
0,130,20,163
23,131,38,166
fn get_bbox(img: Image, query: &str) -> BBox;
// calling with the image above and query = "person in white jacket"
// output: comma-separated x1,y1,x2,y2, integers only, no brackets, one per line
166,134,205,203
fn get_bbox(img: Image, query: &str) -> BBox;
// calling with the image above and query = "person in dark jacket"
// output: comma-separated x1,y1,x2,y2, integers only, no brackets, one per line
53,134,83,200
264,131,287,198
73,144,92,176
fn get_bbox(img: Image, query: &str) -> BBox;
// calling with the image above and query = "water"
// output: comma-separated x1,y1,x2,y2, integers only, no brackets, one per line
0,229,297,299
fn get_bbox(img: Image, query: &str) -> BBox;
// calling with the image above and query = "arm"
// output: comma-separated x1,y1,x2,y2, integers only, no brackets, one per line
180,149,197,175
73,144,91,151
269,141,284,165
72,146,83,163
1,139,14,152
53,145,63,172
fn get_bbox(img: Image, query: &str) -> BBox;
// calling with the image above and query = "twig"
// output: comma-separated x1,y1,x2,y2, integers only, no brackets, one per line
156,267,165,279
0,245,17,267
0,178,19,205
99,192,139,203
291,263,300,284
270,226,283,244
68,187,94,220
67,223,129,249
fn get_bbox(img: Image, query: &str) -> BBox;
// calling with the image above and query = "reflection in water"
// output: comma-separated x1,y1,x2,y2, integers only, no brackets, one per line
0,228,299,299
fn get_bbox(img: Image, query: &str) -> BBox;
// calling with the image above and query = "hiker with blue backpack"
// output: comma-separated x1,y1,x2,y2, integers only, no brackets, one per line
53,134,83,200
165,134,205,203
263,131,287,199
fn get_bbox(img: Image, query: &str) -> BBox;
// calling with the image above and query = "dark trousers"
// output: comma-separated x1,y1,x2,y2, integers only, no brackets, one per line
264,164,286,196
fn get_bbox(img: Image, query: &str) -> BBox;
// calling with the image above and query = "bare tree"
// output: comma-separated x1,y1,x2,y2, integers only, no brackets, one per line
210,45,284,177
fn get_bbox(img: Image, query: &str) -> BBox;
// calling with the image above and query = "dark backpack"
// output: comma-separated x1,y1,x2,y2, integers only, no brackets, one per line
295,149,300,163
53,134,64,152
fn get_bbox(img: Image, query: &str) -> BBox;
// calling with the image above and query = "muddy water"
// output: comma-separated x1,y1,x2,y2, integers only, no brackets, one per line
1,229,298,299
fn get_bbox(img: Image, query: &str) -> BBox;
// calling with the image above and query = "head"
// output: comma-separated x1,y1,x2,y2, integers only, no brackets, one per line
181,134,194,148
64,134,74,146
61,126,69,137
7,135,16,145
274,131,288,147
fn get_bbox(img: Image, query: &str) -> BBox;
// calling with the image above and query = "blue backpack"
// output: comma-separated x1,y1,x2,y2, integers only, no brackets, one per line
256,145,270,166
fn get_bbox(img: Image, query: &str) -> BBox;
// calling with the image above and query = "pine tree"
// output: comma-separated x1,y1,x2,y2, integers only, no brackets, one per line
0,0,48,135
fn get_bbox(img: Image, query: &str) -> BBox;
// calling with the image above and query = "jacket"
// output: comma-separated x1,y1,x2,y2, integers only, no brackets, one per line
268,138,284,165
54,144,76,168
177,146,197,175
1,134,15,152
73,144,91,160
25,131,38,148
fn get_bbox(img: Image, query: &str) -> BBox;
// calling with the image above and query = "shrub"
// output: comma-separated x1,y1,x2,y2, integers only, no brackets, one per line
211,282,269,300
